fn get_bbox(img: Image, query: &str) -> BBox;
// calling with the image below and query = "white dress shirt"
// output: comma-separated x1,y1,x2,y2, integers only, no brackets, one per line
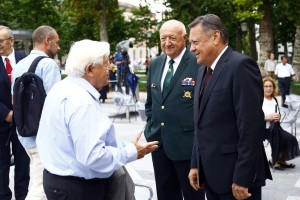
36,77,137,179
275,62,295,78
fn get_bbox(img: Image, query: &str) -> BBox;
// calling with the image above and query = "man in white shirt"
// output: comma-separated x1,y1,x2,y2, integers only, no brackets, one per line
275,55,295,107
36,39,158,200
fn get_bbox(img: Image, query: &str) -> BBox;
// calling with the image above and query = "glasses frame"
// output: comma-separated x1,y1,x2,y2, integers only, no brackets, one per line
0,37,12,44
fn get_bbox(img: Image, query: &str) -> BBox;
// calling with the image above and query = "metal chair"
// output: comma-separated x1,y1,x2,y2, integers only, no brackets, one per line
280,107,300,137
113,92,136,122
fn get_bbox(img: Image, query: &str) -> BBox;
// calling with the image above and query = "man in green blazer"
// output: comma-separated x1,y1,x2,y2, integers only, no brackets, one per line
144,19,205,200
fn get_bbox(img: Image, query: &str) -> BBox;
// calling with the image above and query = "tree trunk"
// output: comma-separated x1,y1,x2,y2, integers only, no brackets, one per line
292,25,300,81
236,28,242,53
258,0,274,68
249,22,258,61
98,1,108,42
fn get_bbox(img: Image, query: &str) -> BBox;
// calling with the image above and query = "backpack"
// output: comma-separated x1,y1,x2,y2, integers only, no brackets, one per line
13,56,47,137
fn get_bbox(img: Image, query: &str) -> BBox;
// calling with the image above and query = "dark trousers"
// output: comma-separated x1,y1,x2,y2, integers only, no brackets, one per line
117,70,129,95
152,146,205,200
43,170,108,200
278,78,291,106
0,128,30,200
205,179,261,200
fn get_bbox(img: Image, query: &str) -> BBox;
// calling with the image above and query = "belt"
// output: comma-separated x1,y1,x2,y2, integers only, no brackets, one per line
44,169,107,183
278,77,290,79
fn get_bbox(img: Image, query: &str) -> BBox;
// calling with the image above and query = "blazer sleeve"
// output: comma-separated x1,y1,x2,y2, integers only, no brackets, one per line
232,56,265,187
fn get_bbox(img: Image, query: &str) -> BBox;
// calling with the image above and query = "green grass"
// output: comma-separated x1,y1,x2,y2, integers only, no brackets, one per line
138,76,147,92
291,82,300,95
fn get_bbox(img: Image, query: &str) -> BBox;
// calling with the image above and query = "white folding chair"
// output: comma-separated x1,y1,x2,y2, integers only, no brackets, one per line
113,92,136,122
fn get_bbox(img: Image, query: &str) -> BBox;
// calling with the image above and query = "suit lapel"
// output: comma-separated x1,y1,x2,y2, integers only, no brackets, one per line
157,55,167,98
194,66,205,122
198,47,232,122
162,51,189,100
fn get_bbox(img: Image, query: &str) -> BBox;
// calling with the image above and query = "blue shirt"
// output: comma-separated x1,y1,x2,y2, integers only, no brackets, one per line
114,52,130,70
36,77,137,179
11,50,61,149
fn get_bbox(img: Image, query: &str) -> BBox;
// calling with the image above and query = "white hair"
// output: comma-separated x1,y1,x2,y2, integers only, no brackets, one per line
160,19,187,36
65,39,110,77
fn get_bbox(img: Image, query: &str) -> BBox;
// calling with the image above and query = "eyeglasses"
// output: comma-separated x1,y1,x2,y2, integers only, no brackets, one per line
0,37,12,44
264,85,273,88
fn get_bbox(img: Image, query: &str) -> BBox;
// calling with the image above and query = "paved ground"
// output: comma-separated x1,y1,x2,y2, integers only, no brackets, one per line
9,91,300,200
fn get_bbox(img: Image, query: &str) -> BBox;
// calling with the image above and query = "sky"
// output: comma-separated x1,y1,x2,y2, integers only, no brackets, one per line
118,0,169,17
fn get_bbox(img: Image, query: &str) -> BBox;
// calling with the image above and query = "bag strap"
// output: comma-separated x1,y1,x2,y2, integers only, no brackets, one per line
27,56,47,73
273,96,282,117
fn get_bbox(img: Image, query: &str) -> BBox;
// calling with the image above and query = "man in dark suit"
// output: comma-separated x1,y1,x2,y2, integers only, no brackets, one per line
188,14,272,200
144,19,205,200
0,25,30,200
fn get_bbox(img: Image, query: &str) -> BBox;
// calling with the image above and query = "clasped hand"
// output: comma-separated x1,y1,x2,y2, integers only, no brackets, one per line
131,131,158,159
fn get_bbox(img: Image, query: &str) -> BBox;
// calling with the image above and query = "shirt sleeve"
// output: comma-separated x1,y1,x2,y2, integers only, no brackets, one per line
39,59,61,94
67,103,137,174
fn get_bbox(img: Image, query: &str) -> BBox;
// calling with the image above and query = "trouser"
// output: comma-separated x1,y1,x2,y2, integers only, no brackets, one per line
278,78,291,106
117,70,129,95
151,145,205,200
0,128,30,200
25,147,47,200
43,170,108,200
205,179,261,200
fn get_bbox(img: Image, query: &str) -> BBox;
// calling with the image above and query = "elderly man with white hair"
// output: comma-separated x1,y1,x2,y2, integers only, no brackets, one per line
36,39,158,200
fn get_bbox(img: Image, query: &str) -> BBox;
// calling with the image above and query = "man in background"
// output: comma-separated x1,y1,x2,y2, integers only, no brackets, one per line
0,25,30,200
12,25,61,200
114,50,131,94
275,55,295,107
144,19,205,200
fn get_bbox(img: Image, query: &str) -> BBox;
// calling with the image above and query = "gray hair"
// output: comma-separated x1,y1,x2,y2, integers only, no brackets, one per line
0,25,13,38
32,25,57,44
189,14,229,44
65,39,110,77
160,19,187,36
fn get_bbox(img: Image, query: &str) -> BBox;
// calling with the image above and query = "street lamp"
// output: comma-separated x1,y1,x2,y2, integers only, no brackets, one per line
241,22,248,32
146,29,152,57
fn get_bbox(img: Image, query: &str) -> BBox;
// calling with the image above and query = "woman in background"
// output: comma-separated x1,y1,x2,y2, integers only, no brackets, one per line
262,77,300,170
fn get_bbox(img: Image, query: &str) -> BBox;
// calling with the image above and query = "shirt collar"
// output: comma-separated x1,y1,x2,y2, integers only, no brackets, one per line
210,46,228,71
1,48,15,64
166,47,186,66
68,77,100,101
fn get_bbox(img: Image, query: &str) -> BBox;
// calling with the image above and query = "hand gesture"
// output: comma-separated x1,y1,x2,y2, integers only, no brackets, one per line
131,131,158,159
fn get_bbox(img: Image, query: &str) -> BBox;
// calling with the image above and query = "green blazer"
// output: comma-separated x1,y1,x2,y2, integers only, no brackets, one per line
144,49,201,161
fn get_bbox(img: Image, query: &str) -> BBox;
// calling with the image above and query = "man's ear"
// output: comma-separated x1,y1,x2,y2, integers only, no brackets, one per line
85,64,94,77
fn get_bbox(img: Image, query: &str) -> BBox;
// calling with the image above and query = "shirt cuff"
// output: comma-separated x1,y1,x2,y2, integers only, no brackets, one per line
124,143,137,163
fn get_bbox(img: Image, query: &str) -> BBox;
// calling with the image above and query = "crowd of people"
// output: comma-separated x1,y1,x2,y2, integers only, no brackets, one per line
0,13,299,200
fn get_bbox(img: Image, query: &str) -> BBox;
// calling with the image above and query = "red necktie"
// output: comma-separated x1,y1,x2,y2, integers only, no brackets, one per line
5,57,12,84
202,67,213,89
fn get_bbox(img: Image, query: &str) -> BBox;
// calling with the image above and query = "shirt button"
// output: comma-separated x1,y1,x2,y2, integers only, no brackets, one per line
161,105,164,109
161,122,164,126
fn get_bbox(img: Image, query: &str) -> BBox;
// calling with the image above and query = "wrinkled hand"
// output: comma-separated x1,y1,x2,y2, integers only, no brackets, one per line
188,168,202,191
232,183,251,200
131,131,158,159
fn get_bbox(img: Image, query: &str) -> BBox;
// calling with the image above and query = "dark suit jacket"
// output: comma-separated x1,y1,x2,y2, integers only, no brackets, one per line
144,49,201,161
0,51,26,133
191,47,272,193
